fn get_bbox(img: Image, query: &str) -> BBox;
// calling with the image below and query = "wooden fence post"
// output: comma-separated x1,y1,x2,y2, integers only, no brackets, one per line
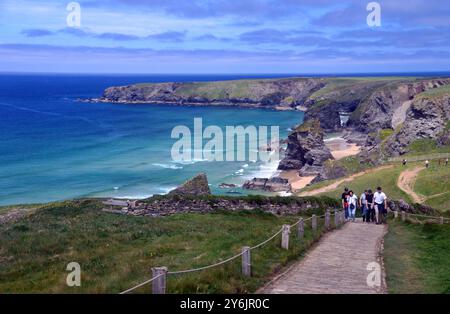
340,211,345,224
152,267,167,294
440,217,444,225
312,214,317,232
242,246,251,277
401,211,406,222
325,209,330,230
297,218,304,239
334,210,339,227
281,225,290,250
394,211,398,219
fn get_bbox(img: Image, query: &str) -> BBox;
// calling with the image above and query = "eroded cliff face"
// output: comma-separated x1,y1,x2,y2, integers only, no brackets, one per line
98,78,326,109
278,119,333,177
304,80,391,131
383,94,450,156
96,77,450,132
95,76,450,164
348,79,450,134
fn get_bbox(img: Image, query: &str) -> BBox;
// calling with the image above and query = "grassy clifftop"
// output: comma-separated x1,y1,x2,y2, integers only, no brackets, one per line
416,84,450,99
0,196,336,293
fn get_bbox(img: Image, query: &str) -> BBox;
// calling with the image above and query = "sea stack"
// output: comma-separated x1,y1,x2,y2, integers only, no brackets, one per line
278,119,333,176
169,173,211,196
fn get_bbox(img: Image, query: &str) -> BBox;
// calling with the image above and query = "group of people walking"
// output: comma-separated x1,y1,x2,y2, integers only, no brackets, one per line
402,158,448,167
341,187,388,224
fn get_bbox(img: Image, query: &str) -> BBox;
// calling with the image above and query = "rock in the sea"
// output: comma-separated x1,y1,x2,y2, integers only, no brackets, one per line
242,177,291,192
278,119,333,178
169,173,211,196
218,183,238,189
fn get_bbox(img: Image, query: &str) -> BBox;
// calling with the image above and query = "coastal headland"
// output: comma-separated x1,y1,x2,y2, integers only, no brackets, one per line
92,76,450,193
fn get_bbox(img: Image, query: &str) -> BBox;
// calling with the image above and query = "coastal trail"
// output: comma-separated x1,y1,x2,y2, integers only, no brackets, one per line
397,166,426,204
297,165,394,197
260,221,387,294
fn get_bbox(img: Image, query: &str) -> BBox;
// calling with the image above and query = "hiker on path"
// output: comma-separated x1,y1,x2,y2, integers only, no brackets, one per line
373,187,387,225
366,189,375,223
446,158,448,166
425,160,429,168
402,159,407,166
347,190,358,222
360,190,368,222
342,187,349,220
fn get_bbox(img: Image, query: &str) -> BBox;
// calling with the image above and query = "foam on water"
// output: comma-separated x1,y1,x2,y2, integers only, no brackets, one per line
0,74,304,205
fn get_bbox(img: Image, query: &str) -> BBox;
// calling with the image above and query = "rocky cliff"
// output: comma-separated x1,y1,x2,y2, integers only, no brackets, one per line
348,78,450,134
168,173,211,196
303,78,450,132
383,90,450,156
95,78,325,110
94,76,450,163
278,119,333,177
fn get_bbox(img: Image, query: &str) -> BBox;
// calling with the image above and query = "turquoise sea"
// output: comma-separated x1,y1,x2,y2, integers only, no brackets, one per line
0,74,304,205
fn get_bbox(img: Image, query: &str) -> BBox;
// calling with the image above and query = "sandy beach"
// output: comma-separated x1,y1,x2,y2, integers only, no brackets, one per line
279,170,315,191
279,136,361,191
325,137,361,160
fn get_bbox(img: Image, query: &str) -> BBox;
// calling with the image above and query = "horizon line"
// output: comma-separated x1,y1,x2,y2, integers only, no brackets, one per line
1,70,450,77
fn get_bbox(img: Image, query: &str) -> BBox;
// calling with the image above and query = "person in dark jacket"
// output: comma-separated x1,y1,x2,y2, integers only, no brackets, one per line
366,189,374,223
341,187,349,220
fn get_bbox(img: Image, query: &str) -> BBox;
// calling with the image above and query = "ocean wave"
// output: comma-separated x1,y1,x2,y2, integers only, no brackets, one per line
152,163,183,170
112,186,177,199
171,158,209,165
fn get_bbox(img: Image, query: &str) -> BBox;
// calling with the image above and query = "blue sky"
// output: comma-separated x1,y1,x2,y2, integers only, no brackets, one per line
0,0,449,74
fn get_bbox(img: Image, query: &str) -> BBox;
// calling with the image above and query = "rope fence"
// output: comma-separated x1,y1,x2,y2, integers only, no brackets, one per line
393,210,450,225
119,208,344,294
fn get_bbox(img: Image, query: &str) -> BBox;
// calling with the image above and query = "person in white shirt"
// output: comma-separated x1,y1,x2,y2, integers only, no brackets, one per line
373,186,387,224
346,190,358,222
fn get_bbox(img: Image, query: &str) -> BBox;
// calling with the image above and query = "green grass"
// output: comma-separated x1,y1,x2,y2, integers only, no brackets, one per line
379,129,394,141
384,220,450,293
408,139,440,154
336,156,372,173
414,164,450,212
416,84,450,99
398,139,450,160
0,199,336,293
0,204,39,215
308,165,413,203
307,77,418,100
173,78,307,99
135,77,427,103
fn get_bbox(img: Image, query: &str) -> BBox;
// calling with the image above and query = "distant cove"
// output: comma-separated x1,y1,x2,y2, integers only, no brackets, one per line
0,74,303,205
